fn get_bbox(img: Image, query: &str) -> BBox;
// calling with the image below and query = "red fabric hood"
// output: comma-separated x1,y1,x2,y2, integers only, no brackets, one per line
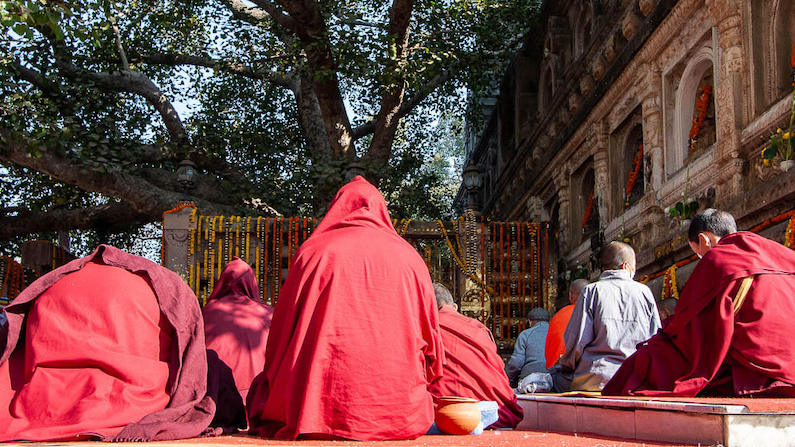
208,257,261,304
246,176,444,440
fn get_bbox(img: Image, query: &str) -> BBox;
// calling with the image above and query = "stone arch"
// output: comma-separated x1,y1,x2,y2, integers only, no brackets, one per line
770,0,795,102
669,47,716,175
622,124,645,209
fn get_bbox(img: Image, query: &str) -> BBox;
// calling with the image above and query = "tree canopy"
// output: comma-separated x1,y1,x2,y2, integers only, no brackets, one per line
0,0,539,256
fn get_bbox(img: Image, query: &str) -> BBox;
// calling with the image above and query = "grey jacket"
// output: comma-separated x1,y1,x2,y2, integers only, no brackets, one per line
505,321,549,386
551,269,660,391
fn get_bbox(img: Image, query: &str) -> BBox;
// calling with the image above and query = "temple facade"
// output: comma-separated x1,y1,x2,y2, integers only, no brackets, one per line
459,0,795,307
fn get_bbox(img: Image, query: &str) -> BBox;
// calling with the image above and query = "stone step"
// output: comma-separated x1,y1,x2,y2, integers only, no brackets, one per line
517,394,795,447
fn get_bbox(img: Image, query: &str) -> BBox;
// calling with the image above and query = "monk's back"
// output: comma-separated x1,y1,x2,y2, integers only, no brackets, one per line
246,177,443,441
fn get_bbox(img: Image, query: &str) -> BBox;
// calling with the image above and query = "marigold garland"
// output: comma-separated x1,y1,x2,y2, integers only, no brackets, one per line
581,191,595,230
688,84,712,152
625,143,644,207
785,215,795,248
662,264,679,299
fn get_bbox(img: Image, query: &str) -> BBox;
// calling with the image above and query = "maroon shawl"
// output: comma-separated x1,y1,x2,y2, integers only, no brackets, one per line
0,245,224,441
604,232,795,397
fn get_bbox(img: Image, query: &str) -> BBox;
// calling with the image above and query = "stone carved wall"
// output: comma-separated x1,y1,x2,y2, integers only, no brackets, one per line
463,0,795,295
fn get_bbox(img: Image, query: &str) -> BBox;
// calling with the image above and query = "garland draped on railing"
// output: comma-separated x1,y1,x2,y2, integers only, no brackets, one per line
661,264,679,300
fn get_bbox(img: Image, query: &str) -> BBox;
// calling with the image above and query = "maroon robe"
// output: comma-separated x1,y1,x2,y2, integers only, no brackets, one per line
0,245,236,441
604,232,795,397
203,257,273,402
430,305,523,428
246,176,444,440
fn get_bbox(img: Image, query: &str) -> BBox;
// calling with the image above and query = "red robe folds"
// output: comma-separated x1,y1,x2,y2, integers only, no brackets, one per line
203,257,273,402
430,305,523,428
0,245,223,442
545,304,574,369
604,232,795,397
246,176,444,441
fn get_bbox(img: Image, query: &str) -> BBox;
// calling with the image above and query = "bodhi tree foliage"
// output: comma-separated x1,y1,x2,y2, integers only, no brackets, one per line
0,0,539,255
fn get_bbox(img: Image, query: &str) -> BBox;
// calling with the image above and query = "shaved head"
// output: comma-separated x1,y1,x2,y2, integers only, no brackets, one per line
569,279,588,304
433,282,454,309
600,241,636,271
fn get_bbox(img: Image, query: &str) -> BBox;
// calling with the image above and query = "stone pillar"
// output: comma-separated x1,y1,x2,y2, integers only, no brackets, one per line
641,64,665,191
706,0,746,203
162,206,196,282
553,168,571,254
593,122,611,221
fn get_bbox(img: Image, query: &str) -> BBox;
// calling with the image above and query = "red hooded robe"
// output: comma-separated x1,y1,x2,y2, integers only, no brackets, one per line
246,176,444,440
604,232,795,397
430,305,523,428
203,257,273,402
0,245,226,441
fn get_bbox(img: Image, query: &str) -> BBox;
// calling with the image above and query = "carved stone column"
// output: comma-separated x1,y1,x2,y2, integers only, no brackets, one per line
593,122,611,221
553,168,571,254
707,0,746,202
641,65,664,191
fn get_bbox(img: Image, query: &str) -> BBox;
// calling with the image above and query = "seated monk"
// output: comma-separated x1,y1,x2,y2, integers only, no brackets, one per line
0,245,242,442
545,279,588,369
429,283,523,429
203,257,273,403
246,176,444,441
505,307,550,387
604,209,795,397
550,242,660,392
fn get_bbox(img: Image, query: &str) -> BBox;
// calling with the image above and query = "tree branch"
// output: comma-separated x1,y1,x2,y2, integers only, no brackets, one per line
220,0,270,23
365,0,416,166
274,0,353,159
0,129,240,217
0,202,152,240
135,52,297,90
251,0,298,31
353,68,454,140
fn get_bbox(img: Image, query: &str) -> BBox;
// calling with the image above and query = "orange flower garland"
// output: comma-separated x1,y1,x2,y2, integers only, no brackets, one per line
786,215,795,249
662,264,679,299
688,84,712,152
581,191,595,230
625,143,644,207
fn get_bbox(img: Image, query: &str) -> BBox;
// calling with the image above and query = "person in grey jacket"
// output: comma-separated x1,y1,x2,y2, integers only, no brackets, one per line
505,307,550,387
550,241,660,392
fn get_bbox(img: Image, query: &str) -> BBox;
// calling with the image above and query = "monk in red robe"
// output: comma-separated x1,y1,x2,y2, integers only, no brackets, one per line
246,176,444,441
604,209,795,397
545,279,588,368
0,245,240,442
429,283,523,429
203,257,273,403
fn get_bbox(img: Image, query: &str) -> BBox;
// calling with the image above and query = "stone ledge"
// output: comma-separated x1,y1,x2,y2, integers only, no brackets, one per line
516,394,795,446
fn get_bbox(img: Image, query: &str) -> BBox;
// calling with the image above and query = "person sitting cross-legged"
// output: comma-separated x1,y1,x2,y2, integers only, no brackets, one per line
505,307,550,387
429,283,523,429
550,241,660,392
605,209,795,397
0,245,242,442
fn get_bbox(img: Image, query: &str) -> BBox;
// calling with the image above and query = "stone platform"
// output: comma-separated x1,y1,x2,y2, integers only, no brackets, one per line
517,393,795,447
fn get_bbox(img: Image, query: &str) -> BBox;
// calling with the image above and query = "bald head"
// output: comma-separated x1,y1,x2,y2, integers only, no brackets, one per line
433,282,455,309
600,241,636,272
568,279,588,304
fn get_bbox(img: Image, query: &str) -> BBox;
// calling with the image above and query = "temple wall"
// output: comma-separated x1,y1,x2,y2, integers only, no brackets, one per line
462,0,795,304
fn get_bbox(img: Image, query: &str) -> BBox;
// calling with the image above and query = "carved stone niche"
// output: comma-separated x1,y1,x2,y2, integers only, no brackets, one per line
622,11,642,41
569,93,583,115
604,34,619,63
592,55,607,80
580,74,595,96
527,196,551,222
639,0,657,17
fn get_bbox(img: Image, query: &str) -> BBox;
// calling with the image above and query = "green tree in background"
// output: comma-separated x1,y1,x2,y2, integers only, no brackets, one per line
0,0,538,257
